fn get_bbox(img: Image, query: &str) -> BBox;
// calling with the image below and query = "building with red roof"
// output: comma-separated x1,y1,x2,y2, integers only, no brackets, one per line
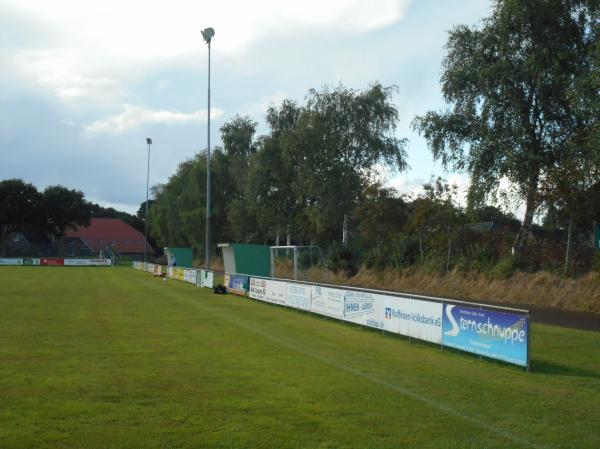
65,218,152,256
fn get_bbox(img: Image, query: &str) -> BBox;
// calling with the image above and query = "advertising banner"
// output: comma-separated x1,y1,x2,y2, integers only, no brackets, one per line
249,278,267,301
200,270,214,288
40,258,64,266
382,295,443,343
442,304,529,367
228,274,249,296
310,286,345,319
264,279,287,305
184,269,197,285
0,258,23,265
286,283,311,311
153,265,163,276
343,290,381,328
63,259,112,266
224,273,230,290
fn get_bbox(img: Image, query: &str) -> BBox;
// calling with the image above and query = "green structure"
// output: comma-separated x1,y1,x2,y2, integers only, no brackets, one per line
164,247,193,268
218,243,270,277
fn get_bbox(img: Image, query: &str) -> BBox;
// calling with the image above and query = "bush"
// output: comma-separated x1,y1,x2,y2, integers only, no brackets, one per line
491,256,519,279
325,242,362,276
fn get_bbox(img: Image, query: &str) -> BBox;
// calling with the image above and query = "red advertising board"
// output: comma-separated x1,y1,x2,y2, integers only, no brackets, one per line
40,258,64,266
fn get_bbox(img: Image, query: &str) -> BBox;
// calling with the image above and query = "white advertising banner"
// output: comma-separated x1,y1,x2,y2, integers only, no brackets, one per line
202,270,214,288
249,278,267,301
342,290,384,329
184,269,197,285
0,258,23,265
310,285,345,319
64,258,112,266
168,266,174,278
265,279,287,305
381,295,443,343
286,283,311,311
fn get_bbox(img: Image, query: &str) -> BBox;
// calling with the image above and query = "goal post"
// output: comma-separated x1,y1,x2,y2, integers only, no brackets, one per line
270,245,323,280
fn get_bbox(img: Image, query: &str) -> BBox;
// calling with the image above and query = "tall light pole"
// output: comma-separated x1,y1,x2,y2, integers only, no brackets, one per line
201,27,215,269
144,137,152,265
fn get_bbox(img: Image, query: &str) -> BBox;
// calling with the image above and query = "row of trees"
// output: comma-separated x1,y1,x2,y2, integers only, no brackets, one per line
149,83,408,252
148,0,599,275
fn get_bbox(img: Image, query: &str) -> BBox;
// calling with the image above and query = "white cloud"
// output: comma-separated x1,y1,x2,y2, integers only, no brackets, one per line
8,49,124,106
6,1,412,57
84,104,224,135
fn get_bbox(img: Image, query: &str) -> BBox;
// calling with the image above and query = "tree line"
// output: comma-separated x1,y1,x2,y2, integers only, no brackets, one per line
0,179,152,256
149,0,599,275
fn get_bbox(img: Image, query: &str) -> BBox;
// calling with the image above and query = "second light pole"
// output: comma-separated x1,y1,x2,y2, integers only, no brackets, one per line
201,27,215,270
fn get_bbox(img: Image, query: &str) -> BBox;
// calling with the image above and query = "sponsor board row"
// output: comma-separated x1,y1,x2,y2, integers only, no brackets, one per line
242,277,529,367
1,258,111,266
133,262,214,289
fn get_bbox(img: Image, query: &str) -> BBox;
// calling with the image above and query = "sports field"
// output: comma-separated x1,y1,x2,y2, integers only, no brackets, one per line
0,267,599,449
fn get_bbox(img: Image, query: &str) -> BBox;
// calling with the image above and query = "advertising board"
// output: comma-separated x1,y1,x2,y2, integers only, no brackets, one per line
63,259,112,266
197,270,213,288
310,286,345,319
382,295,443,343
184,269,197,285
40,258,64,266
442,304,529,367
228,274,249,296
249,278,266,301
285,283,311,311
0,258,23,265
264,279,287,305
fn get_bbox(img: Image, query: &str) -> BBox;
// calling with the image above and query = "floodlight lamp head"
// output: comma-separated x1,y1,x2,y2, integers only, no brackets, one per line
201,27,215,44
146,137,152,145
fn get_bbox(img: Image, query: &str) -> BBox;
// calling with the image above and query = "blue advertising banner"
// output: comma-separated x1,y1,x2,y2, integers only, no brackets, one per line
228,274,249,296
442,304,529,367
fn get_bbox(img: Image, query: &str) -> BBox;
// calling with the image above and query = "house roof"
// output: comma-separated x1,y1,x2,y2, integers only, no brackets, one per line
65,218,150,254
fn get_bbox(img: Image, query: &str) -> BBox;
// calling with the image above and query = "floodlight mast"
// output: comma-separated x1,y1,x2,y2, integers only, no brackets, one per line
144,137,152,265
202,27,214,269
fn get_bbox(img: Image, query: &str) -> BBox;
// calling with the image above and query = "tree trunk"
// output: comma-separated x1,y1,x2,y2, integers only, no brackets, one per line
564,212,574,275
275,230,280,258
512,187,537,260
1,225,8,257
286,225,291,257
342,214,348,245
419,230,424,263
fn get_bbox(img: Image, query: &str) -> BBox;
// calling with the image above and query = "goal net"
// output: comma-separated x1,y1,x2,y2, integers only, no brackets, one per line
270,245,324,281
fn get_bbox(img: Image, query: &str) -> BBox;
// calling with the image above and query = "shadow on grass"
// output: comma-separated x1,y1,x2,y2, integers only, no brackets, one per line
531,359,600,379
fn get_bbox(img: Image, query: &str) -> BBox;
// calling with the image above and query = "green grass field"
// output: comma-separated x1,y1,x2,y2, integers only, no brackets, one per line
0,267,599,449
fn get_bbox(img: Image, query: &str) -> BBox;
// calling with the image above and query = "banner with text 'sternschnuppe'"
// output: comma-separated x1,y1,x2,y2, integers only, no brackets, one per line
442,304,528,367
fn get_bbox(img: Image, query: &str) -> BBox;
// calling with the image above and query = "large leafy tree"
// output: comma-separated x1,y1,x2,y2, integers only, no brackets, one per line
42,185,91,236
413,0,599,259
0,179,44,255
289,83,408,244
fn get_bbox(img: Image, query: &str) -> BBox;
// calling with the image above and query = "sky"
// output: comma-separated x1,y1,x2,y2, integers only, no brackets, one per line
0,0,494,214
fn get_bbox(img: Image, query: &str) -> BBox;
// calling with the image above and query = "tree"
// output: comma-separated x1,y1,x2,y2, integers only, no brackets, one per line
353,182,408,251
42,185,91,237
0,179,43,256
413,0,599,260
289,83,408,245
